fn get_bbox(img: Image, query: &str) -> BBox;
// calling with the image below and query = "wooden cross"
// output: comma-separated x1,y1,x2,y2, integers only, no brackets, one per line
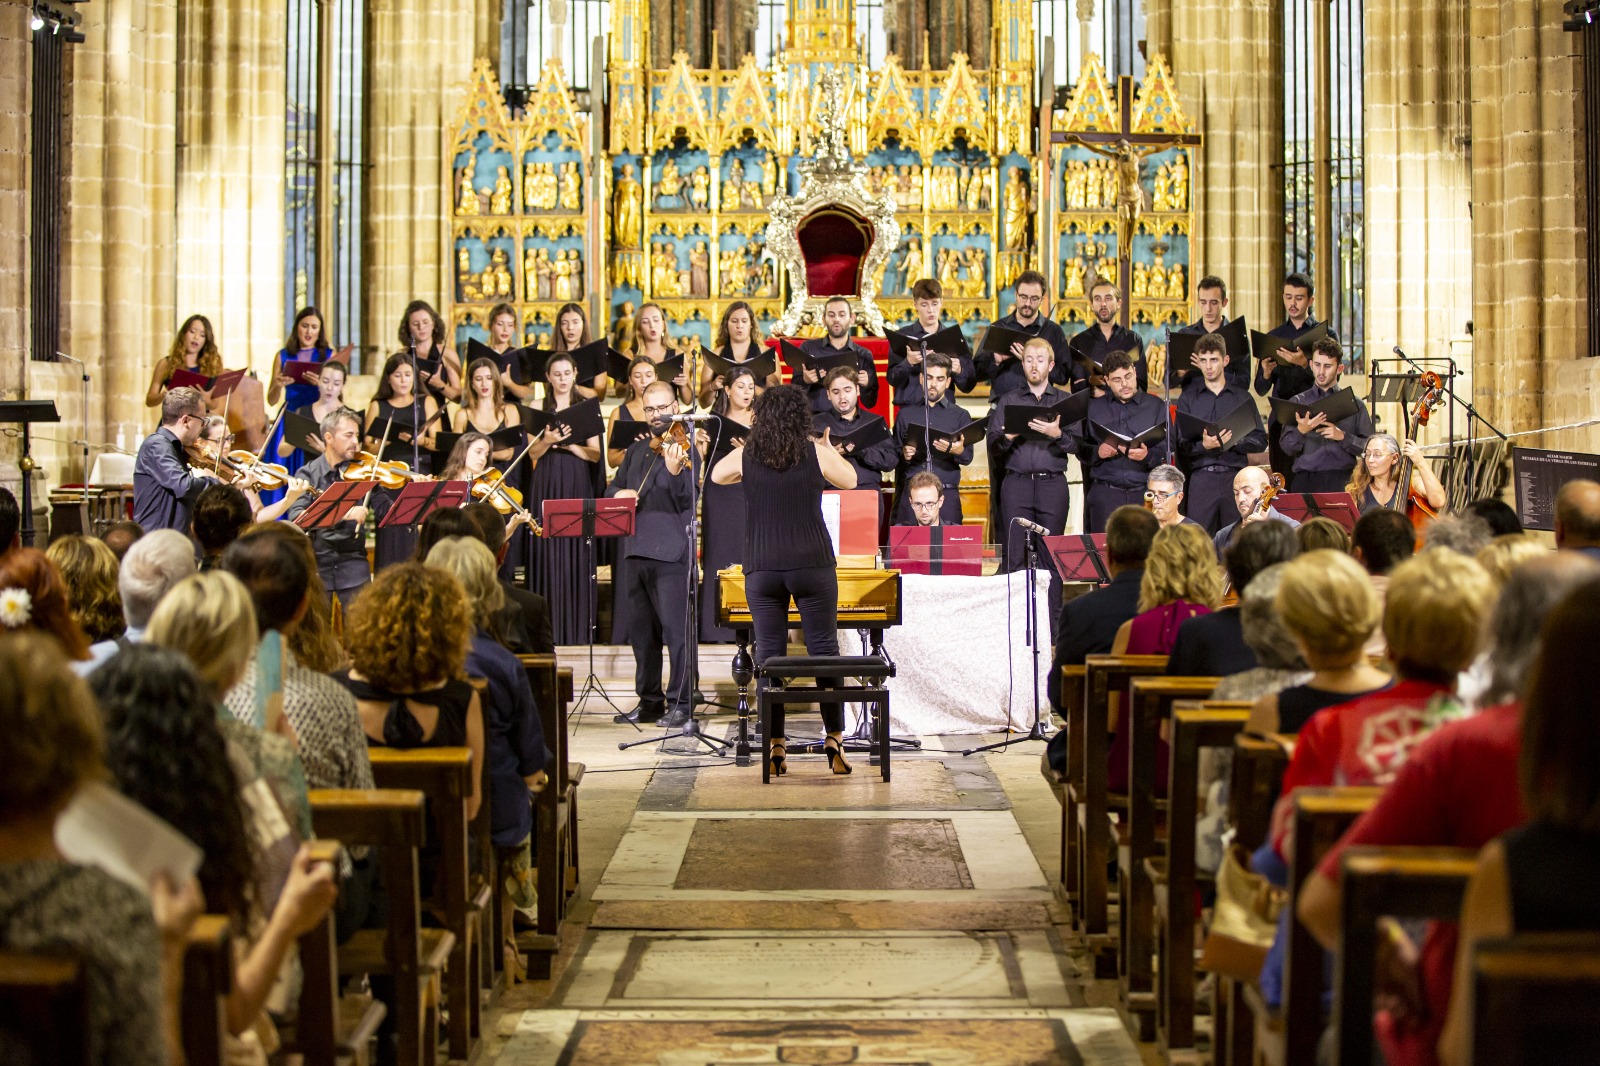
1050,74,1203,329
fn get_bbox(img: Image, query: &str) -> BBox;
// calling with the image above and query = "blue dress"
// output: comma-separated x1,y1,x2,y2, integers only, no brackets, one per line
260,347,334,506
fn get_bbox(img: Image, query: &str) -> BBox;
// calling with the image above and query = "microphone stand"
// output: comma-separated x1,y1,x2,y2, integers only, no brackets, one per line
55,352,90,485
1391,345,1507,500
409,339,421,472
964,518,1049,755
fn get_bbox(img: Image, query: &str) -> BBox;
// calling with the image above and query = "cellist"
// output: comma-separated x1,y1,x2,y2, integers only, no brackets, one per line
1347,434,1447,518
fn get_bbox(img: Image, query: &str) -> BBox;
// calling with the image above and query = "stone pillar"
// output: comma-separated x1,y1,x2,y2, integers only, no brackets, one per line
362,0,477,366
1168,0,1284,329
174,0,287,378
1471,0,1589,447
0,1,29,402
1364,0,1473,377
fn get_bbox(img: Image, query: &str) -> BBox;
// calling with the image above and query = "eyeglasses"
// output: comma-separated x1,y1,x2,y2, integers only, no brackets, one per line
643,403,678,416
1014,293,1043,305
909,500,941,509
1147,489,1179,502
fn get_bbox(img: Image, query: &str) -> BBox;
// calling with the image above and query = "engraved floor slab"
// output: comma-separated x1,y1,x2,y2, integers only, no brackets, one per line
661,755,1011,812
588,899,1056,931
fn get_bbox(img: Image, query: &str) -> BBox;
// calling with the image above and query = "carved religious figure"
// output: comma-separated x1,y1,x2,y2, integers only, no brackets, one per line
550,252,570,301
966,166,986,211
725,159,745,209
761,160,777,200
719,249,742,295
612,164,643,248
533,248,553,300
689,166,710,211
559,162,582,211
904,165,922,210
1166,263,1186,301
936,248,961,292
610,301,637,352
1003,168,1033,253
963,247,987,298
1153,163,1171,213
1064,160,1086,211
1077,139,1163,255
689,241,710,298
898,239,923,294
1063,254,1085,297
1131,261,1149,298
456,152,480,215
656,159,682,203
1168,152,1189,212
523,162,539,211
489,166,513,215
1148,247,1168,297
523,249,538,301
489,247,512,297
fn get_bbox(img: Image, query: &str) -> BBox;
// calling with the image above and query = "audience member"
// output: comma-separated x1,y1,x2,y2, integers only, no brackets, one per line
78,528,195,674
1473,533,1546,590
1213,564,1312,703
0,548,90,660
236,523,346,673
1552,478,1600,561
91,646,337,1061
462,502,555,654
1299,554,1599,1066
0,485,18,555
1440,577,1600,1066
1167,520,1299,679
1049,505,1160,713
1249,550,1391,735
192,482,255,570
1295,515,1350,554
1421,512,1492,557
414,507,479,561
45,535,125,643
1351,507,1417,658
99,519,145,560
0,634,200,1066
1464,497,1522,537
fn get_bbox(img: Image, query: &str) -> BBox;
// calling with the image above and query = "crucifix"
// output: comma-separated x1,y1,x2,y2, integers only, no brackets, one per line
1051,74,1202,329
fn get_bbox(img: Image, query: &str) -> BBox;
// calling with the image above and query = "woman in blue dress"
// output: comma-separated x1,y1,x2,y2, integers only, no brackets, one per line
266,307,348,476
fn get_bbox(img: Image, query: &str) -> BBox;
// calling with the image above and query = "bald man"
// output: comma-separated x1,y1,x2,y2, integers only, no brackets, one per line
1555,479,1600,563
1212,466,1301,557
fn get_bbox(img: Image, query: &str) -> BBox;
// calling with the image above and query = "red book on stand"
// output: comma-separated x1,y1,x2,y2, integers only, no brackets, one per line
887,524,983,576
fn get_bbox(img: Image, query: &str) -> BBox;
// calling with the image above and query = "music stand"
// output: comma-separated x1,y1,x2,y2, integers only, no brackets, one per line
1041,533,1112,584
375,480,471,528
542,497,637,723
1274,492,1362,535
886,525,983,576
292,480,374,531
0,400,59,547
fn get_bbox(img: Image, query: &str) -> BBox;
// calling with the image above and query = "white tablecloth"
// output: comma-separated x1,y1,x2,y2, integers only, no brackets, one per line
841,571,1054,735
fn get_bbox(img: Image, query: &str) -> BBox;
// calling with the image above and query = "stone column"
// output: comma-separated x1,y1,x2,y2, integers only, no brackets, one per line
1364,0,1473,388
0,1,29,403
1471,0,1588,448
362,0,477,366
1168,0,1285,327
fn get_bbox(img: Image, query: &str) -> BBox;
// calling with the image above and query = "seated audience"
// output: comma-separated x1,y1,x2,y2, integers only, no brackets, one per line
1473,533,1545,589
1049,505,1160,713
1299,553,1599,1066
1213,564,1312,703
100,519,145,561
1439,577,1600,1066
45,535,125,644
413,507,479,562
1422,512,1491,557
0,633,201,1066
78,529,196,674
1464,497,1522,537
1249,550,1392,735
0,549,90,661
91,646,337,1062
1351,507,1417,658
462,501,555,654
237,523,347,674
1167,519,1299,679
192,482,255,570
336,563,486,821
1553,478,1600,561
1295,515,1350,554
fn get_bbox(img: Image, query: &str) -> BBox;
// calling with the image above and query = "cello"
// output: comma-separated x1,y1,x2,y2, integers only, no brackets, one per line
1390,371,1445,530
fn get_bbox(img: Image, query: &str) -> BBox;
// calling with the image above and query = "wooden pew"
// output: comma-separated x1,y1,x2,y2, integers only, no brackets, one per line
1153,700,1254,1058
1119,676,1220,1040
1042,664,1086,899
1472,932,1600,1064
181,915,232,1066
0,952,88,1064
1073,653,1167,948
366,749,482,1062
1243,787,1380,1066
309,788,449,1066
1332,846,1476,1066
517,654,579,979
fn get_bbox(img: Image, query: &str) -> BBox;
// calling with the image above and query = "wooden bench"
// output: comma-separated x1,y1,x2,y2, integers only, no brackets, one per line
1152,700,1253,1058
1042,664,1086,899
0,951,88,1064
1242,787,1380,1066
284,839,386,1066
367,748,483,1062
1119,676,1220,1039
1332,846,1476,1066
181,915,232,1066
518,654,580,979
309,788,449,1066
1072,653,1167,948
1472,932,1600,1063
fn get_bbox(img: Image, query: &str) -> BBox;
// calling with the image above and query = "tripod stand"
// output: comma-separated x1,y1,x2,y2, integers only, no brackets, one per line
540,497,637,726
964,522,1051,757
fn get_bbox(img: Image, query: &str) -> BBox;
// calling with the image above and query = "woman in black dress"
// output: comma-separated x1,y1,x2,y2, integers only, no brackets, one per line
699,365,756,642
527,352,603,644
696,299,777,405
711,383,858,775
398,299,463,404
364,353,440,570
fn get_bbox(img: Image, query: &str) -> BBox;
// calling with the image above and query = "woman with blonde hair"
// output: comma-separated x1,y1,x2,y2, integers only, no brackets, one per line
1347,432,1447,517
45,534,125,643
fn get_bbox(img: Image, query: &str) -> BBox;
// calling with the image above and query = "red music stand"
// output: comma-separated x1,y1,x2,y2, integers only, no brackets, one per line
1274,492,1362,535
292,480,374,531
886,525,983,576
376,480,472,528
540,497,637,538
1041,533,1112,584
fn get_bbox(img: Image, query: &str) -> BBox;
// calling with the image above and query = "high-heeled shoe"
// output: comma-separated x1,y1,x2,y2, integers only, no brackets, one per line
769,739,788,776
824,736,852,776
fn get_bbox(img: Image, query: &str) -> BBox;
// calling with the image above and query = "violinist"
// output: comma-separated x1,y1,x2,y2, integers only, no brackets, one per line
364,353,440,469
528,352,602,644
605,380,696,727
1347,433,1447,517
1212,466,1300,558
398,300,463,404
285,409,371,607
453,357,523,464
438,431,535,535
133,386,220,534
194,416,309,523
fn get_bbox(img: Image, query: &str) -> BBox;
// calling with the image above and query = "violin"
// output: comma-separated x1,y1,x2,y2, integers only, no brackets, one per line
1250,472,1287,521
185,440,255,486
648,421,691,455
225,449,299,492
343,451,432,490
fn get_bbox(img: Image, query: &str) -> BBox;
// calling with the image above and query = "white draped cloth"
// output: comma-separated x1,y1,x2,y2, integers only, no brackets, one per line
840,571,1054,736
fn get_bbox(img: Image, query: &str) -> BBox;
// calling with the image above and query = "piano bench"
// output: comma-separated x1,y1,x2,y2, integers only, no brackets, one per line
757,656,891,785
760,655,893,681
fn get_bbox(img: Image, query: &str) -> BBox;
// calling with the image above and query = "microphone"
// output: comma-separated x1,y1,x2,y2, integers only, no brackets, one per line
1392,345,1406,358
1012,517,1051,536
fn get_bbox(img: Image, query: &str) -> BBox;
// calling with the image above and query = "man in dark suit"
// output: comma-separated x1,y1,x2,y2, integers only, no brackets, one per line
1166,520,1298,678
977,270,1072,400
133,386,218,533
1047,505,1160,715
606,381,695,727
1255,271,1337,477
1213,466,1301,557
799,297,880,413
462,501,554,653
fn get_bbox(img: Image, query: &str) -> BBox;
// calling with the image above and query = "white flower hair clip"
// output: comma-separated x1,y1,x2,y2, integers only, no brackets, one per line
0,588,32,628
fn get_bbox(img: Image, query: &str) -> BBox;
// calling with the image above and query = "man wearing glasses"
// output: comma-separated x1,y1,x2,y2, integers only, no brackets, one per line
605,381,696,728
1145,466,1204,531
133,386,221,533
903,473,947,527
978,270,1071,400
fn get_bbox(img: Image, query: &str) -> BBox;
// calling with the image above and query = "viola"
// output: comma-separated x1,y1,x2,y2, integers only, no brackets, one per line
343,451,431,490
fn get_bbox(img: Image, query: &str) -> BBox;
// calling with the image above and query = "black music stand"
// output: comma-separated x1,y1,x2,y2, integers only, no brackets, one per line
292,480,374,531
0,401,59,547
376,480,471,528
964,522,1053,757
542,497,637,724
1041,533,1112,584
1274,492,1362,535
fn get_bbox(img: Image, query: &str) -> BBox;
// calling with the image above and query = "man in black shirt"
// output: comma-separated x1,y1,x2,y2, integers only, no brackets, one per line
813,366,898,497
887,278,977,408
1175,333,1268,532
892,352,974,525
1067,279,1148,393
1255,271,1337,477
987,338,1073,570
799,297,880,413
1174,274,1249,390
903,472,946,527
978,270,1071,400
605,381,695,727
285,408,372,608
1165,519,1297,679
1081,351,1168,532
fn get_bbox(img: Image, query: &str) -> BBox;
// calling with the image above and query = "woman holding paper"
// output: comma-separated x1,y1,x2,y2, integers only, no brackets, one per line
697,300,776,406
551,301,608,401
276,358,350,464
453,357,525,465
526,352,603,644
146,313,224,409
147,315,272,453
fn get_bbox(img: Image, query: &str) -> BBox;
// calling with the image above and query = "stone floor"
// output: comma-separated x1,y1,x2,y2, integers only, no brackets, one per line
478,677,1159,1065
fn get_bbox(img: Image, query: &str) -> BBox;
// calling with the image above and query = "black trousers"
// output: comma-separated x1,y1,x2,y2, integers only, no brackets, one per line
1000,471,1071,571
1186,467,1237,534
624,555,693,713
1266,421,1294,479
1290,469,1351,495
1086,482,1144,534
747,565,843,736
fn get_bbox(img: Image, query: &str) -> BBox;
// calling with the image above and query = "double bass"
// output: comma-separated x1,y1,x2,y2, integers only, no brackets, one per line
1391,371,1446,529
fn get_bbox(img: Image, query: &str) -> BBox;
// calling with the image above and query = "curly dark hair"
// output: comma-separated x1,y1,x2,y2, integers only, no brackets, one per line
192,483,253,560
744,383,813,472
397,299,445,352
91,645,255,930
344,562,471,692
